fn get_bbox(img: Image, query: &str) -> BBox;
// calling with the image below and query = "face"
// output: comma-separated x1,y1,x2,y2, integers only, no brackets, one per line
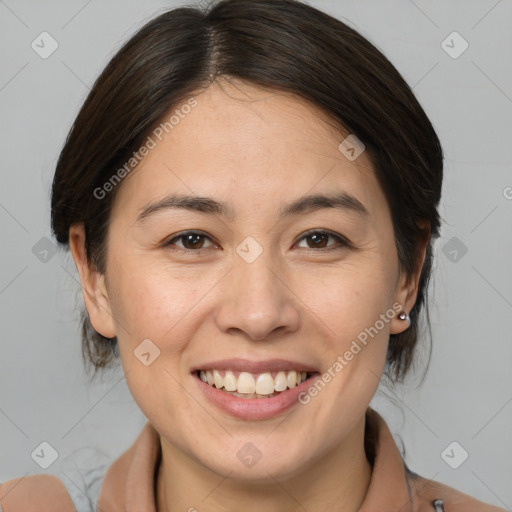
71,79,420,482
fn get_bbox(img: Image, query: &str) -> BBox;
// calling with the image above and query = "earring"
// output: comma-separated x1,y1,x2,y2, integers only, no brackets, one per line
398,311,410,322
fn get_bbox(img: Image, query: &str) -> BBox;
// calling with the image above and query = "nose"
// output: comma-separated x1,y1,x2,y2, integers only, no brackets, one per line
214,248,301,341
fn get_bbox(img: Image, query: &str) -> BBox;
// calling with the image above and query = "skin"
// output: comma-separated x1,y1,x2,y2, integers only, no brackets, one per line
69,79,427,512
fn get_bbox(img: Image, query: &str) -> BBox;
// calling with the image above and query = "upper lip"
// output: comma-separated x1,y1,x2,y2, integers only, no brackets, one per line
190,358,319,374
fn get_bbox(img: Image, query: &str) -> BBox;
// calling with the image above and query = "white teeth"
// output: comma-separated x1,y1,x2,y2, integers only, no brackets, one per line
255,372,275,395
213,369,223,389
237,372,256,393
200,369,309,396
223,370,237,391
274,371,288,392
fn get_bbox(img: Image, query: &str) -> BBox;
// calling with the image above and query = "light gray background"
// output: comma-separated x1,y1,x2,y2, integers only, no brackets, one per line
1,0,511,507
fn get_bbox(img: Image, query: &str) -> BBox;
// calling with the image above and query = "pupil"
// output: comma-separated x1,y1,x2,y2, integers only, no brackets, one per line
186,234,203,249
310,233,327,248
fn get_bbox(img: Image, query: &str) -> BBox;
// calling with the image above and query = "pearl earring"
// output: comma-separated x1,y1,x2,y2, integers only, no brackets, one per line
398,311,410,322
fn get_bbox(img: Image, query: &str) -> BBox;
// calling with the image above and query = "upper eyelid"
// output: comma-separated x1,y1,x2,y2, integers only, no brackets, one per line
165,231,218,248
296,230,352,249
298,228,348,241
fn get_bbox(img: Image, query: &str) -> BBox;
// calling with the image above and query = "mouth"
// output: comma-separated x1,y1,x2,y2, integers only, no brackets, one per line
191,360,322,420
194,369,317,399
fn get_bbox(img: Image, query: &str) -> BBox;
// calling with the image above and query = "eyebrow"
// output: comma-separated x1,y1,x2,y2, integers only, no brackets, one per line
135,191,369,224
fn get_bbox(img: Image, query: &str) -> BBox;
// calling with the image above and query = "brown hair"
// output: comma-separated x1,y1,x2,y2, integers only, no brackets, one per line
51,0,443,382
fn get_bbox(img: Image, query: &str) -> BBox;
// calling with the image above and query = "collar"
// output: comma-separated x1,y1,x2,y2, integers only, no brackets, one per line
359,408,414,511
97,408,413,511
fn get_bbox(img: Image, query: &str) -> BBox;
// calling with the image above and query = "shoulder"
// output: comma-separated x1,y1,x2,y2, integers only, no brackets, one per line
407,470,508,511
0,474,75,512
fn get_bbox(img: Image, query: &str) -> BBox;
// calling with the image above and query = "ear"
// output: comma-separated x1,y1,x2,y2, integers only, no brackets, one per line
390,224,430,335
68,224,116,339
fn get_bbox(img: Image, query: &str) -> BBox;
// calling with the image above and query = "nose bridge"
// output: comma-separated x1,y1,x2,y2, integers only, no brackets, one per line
235,243,279,301
214,237,300,340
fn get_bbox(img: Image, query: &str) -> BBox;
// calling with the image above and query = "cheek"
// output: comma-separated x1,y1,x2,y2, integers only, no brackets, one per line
299,261,396,345
106,260,187,344
107,257,224,355
107,264,202,420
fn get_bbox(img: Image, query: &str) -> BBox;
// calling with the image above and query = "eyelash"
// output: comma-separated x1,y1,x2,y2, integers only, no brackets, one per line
163,229,352,252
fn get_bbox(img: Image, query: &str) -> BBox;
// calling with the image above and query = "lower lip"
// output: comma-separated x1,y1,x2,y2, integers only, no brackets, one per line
193,372,321,420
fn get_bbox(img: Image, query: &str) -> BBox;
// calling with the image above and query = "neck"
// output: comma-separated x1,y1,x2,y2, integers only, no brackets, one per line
156,413,373,512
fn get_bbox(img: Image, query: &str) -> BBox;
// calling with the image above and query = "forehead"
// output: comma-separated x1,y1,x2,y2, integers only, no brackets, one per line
111,79,385,220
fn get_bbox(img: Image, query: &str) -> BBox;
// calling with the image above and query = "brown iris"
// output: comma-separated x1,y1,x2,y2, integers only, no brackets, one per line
181,233,206,250
305,233,329,249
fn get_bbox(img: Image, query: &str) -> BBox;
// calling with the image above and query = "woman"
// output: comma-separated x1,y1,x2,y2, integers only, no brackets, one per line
0,0,505,510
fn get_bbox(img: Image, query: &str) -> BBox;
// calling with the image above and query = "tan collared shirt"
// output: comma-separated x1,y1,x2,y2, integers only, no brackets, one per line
0,408,505,511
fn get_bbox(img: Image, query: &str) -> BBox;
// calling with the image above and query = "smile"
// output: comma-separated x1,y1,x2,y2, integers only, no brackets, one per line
190,358,321,419
197,369,311,398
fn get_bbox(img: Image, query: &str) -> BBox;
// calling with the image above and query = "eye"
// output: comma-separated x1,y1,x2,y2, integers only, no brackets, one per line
163,229,351,252
295,230,350,250
164,231,217,251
